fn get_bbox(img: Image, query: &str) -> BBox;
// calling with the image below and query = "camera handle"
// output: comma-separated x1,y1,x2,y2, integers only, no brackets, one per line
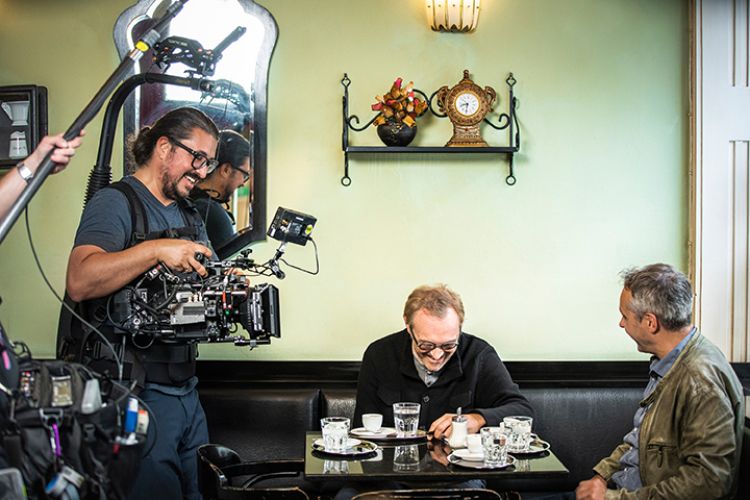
267,243,287,280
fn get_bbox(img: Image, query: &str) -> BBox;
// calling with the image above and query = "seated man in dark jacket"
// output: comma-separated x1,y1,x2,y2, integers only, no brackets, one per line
353,283,533,440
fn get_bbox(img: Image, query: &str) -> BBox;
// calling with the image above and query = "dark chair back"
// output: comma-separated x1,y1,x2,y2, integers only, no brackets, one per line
198,444,310,500
351,488,503,499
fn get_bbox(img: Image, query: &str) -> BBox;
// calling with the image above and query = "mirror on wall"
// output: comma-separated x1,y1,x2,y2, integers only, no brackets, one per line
114,0,278,258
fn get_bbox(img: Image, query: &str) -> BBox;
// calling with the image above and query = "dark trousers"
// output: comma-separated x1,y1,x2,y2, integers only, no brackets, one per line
127,386,208,500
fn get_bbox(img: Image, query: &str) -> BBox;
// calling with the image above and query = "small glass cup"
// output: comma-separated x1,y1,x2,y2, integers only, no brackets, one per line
480,426,508,466
503,416,533,453
392,402,420,438
321,416,350,452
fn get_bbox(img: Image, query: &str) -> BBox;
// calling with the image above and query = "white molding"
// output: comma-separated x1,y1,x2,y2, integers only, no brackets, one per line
693,0,750,360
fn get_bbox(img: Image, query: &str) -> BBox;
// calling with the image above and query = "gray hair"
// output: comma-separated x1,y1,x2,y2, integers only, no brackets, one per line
621,263,693,330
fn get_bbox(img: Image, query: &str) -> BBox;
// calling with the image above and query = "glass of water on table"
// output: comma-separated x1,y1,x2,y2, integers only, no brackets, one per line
503,416,533,453
321,417,350,452
392,402,420,438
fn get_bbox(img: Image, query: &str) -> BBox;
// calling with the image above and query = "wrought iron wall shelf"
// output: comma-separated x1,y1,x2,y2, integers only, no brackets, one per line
341,73,521,187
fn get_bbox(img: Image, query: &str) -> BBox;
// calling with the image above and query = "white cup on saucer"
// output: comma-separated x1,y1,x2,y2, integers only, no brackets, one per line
466,433,483,454
362,413,383,432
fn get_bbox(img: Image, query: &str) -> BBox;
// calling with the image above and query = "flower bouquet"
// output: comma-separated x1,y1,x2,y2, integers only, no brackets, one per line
371,77,428,146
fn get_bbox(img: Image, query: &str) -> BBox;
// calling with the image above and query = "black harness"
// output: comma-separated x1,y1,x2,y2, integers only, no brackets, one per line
57,180,205,388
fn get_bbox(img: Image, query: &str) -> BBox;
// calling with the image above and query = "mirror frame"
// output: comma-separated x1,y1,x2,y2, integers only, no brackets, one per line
113,0,278,253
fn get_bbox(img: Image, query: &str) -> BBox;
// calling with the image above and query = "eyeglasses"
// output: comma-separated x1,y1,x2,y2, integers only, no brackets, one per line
232,165,251,183
408,327,459,354
169,137,219,171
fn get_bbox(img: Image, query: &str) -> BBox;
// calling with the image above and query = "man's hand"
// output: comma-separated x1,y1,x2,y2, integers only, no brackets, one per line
576,475,607,500
428,413,486,440
155,240,212,276
28,131,86,174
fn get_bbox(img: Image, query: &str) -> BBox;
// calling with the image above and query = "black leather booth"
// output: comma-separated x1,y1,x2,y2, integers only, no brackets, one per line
197,361,750,494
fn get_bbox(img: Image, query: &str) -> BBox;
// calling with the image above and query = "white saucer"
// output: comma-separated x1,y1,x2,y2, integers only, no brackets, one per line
452,449,484,462
351,427,427,440
448,453,515,470
313,437,361,449
351,427,395,439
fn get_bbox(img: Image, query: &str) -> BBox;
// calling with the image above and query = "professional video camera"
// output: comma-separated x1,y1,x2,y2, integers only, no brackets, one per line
106,207,317,349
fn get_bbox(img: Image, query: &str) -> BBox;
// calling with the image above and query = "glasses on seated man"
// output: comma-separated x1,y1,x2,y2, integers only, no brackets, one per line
408,327,459,354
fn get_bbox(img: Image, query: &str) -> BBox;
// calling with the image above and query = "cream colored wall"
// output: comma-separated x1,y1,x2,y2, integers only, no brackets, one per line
0,0,687,361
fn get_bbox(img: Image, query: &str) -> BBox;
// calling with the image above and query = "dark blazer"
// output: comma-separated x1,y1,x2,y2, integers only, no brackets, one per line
352,329,533,429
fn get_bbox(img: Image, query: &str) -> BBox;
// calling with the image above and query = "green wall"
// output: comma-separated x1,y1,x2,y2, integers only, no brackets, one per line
0,0,688,361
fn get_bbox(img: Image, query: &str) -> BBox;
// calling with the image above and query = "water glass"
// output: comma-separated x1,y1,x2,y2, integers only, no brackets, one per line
321,416,350,452
503,416,533,452
480,426,508,466
393,402,420,438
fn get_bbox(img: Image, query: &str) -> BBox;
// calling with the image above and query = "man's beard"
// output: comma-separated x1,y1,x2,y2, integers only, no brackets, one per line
214,187,232,204
161,166,197,200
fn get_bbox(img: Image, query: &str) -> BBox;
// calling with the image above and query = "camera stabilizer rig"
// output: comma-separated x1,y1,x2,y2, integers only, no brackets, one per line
107,207,317,349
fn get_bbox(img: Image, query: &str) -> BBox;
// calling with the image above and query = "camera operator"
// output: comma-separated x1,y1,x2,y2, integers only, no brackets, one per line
189,129,252,250
63,107,218,500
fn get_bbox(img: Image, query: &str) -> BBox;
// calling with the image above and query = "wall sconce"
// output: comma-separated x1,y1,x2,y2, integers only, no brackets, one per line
426,0,481,32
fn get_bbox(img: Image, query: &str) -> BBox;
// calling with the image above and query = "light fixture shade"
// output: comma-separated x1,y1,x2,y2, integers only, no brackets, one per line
426,0,480,32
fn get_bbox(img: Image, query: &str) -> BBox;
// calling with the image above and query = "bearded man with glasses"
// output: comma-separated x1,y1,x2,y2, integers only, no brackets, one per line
62,107,219,500
353,284,533,440
189,129,252,252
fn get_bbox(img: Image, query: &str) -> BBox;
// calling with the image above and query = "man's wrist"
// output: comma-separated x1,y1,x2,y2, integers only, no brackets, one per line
16,162,33,183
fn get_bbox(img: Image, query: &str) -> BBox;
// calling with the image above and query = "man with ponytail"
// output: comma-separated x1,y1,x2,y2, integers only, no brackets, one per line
63,107,219,500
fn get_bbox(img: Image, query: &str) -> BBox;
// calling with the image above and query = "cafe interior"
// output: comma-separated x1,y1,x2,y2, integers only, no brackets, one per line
1,0,749,498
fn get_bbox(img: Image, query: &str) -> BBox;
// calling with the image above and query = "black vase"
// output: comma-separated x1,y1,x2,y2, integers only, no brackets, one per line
377,122,417,147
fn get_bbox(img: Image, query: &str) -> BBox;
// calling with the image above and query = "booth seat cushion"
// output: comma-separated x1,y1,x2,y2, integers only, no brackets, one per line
521,387,643,490
199,386,320,461
322,388,357,423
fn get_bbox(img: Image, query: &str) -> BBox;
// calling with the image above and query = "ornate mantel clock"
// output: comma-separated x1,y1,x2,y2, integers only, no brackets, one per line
436,70,496,147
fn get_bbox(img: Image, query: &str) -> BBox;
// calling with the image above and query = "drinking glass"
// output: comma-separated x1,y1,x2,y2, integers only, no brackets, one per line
321,416,350,452
392,402,420,438
503,416,533,452
480,426,507,466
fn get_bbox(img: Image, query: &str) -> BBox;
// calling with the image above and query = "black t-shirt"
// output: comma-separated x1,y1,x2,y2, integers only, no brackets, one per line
189,188,236,249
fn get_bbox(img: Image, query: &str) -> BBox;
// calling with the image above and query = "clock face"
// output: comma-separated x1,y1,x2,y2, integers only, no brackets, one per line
454,92,480,117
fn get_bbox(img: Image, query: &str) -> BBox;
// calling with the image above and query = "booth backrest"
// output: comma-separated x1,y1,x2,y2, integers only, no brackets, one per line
199,385,320,461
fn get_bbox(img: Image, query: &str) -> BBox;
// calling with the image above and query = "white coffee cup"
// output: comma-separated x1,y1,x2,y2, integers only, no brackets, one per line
2,101,29,126
466,433,483,454
362,413,383,432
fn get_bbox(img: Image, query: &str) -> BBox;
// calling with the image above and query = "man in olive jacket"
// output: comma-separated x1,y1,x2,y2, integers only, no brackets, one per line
576,264,744,500
353,284,533,440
